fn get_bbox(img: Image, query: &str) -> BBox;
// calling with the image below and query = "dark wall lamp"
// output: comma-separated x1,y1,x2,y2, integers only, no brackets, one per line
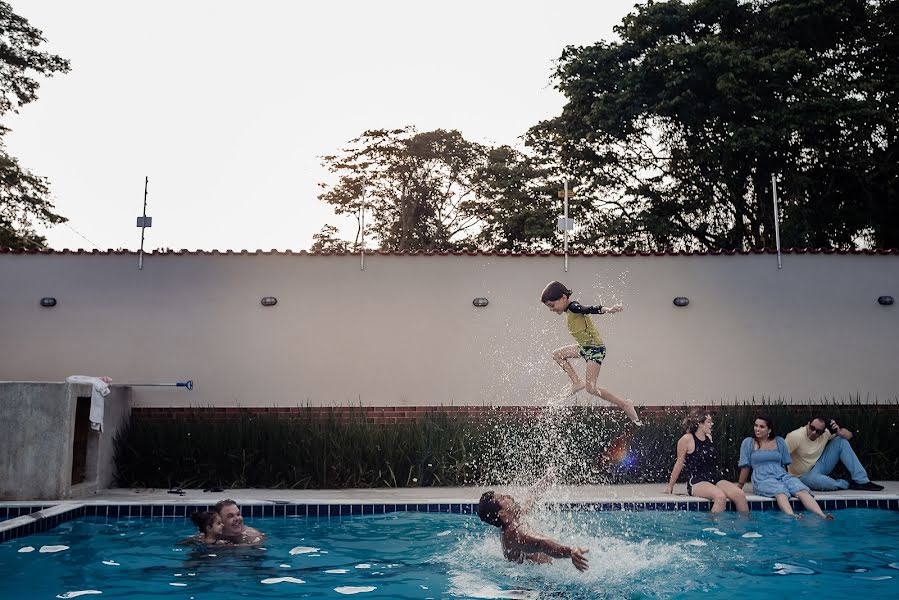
472,297,489,307
878,296,894,306
673,297,689,307
40,297,57,307
260,296,278,307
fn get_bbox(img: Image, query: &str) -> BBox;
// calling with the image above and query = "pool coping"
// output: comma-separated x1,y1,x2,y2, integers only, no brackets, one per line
3,483,898,543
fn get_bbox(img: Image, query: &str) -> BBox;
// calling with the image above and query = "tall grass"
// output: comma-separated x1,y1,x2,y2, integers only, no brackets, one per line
114,399,898,488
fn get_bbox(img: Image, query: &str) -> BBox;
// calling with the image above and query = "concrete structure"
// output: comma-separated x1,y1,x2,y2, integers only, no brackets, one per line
0,381,131,500
1,249,897,408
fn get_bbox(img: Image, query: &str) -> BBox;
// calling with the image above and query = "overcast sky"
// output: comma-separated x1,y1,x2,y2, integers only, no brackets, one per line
6,0,642,251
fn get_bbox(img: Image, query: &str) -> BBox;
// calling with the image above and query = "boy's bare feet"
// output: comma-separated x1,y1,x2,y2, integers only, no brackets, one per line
562,382,585,396
623,398,641,424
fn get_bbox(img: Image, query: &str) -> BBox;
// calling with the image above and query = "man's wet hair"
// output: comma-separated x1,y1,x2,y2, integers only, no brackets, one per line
214,499,238,514
477,491,503,528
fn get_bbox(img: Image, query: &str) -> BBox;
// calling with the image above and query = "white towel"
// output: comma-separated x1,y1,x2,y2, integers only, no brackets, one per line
66,376,111,432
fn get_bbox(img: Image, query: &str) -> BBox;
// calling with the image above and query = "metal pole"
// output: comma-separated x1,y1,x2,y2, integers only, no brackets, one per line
360,178,365,271
563,180,569,272
771,174,782,270
139,177,148,270
120,380,194,390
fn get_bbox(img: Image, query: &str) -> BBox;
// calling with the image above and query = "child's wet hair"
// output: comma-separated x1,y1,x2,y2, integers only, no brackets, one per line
541,281,572,303
190,510,219,532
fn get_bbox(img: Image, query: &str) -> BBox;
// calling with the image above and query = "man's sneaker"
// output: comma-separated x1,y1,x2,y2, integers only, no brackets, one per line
849,480,885,491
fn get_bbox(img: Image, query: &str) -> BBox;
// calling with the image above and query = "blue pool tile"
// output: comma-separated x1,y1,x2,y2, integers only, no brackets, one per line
350,505,362,515
373,504,384,514
362,504,373,515
461,504,474,514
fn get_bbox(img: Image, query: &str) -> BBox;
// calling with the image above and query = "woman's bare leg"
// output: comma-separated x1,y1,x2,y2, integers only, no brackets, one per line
552,345,585,395
797,490,834,519
690,482,728,513
716,480,749,513
774,493,799,518
584,362,640,423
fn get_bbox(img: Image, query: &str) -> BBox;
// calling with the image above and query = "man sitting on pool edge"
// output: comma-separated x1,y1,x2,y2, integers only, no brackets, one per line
215,499,266,545
477,468,589,572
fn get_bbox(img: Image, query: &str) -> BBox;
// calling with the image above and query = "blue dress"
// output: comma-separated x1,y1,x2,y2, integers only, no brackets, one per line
738,436,810,497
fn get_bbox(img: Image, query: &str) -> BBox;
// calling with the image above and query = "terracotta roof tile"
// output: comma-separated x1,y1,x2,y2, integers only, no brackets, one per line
1,248,897,256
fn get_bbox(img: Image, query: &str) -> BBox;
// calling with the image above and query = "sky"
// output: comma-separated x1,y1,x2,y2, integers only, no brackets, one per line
6,0,643,251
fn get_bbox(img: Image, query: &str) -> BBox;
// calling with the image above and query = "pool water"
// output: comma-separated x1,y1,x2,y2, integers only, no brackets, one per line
1,508,898,599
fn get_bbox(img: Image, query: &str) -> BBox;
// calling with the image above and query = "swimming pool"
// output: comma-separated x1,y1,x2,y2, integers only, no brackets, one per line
2,508,897,599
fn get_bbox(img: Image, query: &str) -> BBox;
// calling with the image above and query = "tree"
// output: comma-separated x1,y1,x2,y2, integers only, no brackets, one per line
467,145,560,252
309,224,351,252
0,1,70,249
317,127,560,252
530,0,898,251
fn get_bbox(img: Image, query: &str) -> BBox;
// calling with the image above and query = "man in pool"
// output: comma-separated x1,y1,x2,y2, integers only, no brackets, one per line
477,468,589,572
215,499,266,545
785,417,885,492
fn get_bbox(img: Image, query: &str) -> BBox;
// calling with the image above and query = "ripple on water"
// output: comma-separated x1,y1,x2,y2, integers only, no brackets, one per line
773,563,815,575
261,577,306,584
334,586,377,594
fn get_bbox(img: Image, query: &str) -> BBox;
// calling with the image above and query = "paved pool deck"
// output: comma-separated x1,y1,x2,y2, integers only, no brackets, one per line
4,481,899,507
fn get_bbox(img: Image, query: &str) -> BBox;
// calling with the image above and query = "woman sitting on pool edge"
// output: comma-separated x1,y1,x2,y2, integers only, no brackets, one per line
664,410,749,514
738,415,834,520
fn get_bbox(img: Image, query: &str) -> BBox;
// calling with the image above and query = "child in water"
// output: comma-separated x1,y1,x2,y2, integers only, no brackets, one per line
541,280,642,424
190,510,228,546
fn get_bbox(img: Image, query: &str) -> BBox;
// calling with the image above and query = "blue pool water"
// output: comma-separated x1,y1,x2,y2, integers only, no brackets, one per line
1,508,898,599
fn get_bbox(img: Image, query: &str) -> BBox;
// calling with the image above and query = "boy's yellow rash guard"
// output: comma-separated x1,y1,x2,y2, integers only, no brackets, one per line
565,301,604,347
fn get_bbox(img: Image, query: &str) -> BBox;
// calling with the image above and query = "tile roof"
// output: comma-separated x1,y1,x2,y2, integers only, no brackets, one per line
1,248,897,257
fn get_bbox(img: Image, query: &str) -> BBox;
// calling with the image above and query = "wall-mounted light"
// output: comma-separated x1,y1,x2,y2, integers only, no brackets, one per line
878,295,894,306
472,297,489,307
260,296,278,307
673,297,689,307
40,297,57,308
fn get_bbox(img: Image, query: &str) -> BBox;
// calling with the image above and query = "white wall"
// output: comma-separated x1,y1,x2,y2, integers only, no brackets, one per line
1,251,896,407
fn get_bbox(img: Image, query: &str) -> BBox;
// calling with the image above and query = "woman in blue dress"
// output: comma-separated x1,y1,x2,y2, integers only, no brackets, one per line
737,415,834,520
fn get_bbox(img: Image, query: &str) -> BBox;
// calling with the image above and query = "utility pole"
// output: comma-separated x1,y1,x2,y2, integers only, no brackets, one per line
557,182,575,272
136,177,152,270
771,174,782,270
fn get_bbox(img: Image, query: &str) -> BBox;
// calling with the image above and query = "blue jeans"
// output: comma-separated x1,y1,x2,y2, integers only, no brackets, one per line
798,437,870,491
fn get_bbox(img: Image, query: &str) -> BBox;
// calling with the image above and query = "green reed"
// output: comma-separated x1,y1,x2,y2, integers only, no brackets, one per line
114,397,898,489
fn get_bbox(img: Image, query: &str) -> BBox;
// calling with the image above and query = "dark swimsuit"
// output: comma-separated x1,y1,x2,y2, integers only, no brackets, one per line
683,432,722,496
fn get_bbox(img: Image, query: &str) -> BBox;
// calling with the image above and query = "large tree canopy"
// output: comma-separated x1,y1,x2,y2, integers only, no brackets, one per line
316,127,560,252
529,0,898,251
0,1,70,249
